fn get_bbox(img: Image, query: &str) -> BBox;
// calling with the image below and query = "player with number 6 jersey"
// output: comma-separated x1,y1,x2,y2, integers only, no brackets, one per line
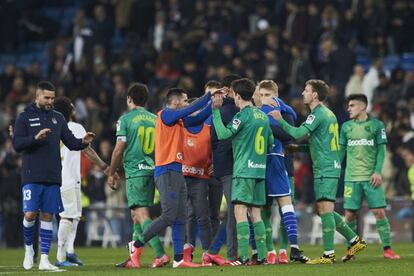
212,78,273,265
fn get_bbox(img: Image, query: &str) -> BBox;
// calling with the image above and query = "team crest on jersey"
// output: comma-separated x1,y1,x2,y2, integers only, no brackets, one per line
187,138,194,147
365,126,371,132
305,114,315,124
52,117,57,124
116,120,121,131
232,119,241,130
381,128,386,139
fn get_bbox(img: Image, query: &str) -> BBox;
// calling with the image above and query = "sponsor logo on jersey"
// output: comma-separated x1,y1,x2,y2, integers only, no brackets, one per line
232,119,241,130
247,160,266,169
29,117,39,121
347,139,374,146
305,114,315,124
381,128,386,139
334,160,341,169
182,165,204,176
138,164,154,170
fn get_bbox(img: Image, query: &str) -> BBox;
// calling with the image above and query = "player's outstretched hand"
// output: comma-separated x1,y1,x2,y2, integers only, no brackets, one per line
212,93,224,109
82,132,95,145
106,175,118,190
35,128,51,140
268,110,282,121
370,173,382,188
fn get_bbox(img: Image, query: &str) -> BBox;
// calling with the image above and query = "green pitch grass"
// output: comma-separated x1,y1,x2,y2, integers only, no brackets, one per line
0,243,413,275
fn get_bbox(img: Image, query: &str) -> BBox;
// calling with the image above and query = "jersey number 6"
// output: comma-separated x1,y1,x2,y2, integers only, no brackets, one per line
255,127,265,155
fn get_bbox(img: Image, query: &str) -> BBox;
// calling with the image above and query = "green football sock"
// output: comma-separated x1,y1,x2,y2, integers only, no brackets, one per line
133,223,143,241
142,219,164,258
345,219,357,247
333,212,357,241
253,221,267,260
320,213,335,252
376,218,391,248
278,208,288,251
261,209,275,252
236,221,250,260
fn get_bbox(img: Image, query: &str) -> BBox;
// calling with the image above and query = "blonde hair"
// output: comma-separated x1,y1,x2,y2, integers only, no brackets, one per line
258,80,278,94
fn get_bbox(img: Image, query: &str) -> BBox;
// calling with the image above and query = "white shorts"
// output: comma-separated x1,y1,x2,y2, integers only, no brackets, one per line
59,188,82,218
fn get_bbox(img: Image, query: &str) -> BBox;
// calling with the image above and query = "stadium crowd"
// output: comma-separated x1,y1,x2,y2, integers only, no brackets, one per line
1,0,414,249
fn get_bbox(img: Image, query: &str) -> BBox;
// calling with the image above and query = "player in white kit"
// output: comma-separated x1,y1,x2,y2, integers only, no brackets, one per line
54,97,115,266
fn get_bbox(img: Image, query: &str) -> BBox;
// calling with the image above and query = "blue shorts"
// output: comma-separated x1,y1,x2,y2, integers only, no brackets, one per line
265,155,291,197
22,183,64,214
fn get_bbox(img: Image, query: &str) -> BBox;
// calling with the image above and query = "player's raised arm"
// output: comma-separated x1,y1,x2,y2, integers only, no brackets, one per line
268,110,311,140
211,95,238,140
161,91,211,125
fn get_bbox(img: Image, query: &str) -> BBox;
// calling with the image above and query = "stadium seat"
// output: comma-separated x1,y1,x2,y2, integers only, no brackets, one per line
383,55,400,71
362,214,381,243
42,8,62,21
0,54,16,64
402,52,414,64
309,215,345,245
160,226,173,247
356,55,371,72
86,207,120,248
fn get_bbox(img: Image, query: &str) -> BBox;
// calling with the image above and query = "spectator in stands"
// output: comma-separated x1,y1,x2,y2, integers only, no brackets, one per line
345,65,365,97
363,58,387,111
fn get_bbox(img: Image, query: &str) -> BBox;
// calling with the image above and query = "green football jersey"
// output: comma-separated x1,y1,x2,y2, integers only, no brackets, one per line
213,106,273,179
340,117,387,182
116,107,156,178
302,104,341,178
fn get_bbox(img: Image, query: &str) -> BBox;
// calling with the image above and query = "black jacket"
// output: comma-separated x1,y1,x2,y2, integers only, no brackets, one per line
210,97,239,178
13,103,87,185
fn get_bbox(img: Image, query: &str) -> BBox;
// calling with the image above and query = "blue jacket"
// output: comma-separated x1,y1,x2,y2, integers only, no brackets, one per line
13,103,87,186
210,97,239,178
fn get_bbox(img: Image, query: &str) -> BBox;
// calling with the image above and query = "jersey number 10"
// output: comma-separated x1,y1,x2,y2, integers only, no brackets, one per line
137,126,155,154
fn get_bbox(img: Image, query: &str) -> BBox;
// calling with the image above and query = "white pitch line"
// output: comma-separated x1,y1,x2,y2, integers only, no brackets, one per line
0,269,66,274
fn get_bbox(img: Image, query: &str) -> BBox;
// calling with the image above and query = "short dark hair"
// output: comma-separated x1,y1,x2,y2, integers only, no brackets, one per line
127,82,148,106
166,88,186,104
231,78,256,101
347,93,368,106
54,96,73,121
204,80,222,90
37,81,55,92
222,74,241,88
187,97,198,104
305,79,329,101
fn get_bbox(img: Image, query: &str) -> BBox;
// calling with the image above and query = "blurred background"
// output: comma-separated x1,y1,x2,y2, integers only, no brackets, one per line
0,0,414,248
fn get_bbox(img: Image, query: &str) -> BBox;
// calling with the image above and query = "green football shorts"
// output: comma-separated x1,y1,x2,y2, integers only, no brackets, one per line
232,178,266,207
314,177,338,202
126,176,155,209
344,181,386,210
